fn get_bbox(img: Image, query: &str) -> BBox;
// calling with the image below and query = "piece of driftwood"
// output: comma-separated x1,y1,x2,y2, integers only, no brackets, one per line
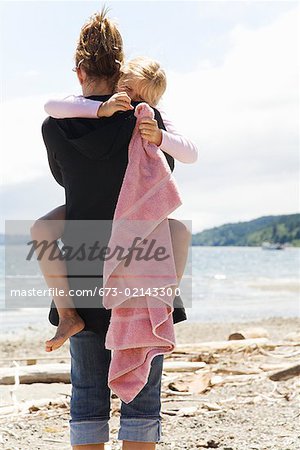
188,370,212,394
201,401,223,411
0,363,71,385
228,327,269,340
161,406,199,417
269,364,300,381
213,366,262,375
162,388,193,397
162,361,206,372
178,406,198,416
167,371,211,394
260,363,294,372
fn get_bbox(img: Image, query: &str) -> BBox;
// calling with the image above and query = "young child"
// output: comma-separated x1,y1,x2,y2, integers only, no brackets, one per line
33,57,198,352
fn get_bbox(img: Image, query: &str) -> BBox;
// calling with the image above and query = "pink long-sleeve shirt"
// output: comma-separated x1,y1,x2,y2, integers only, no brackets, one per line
44,95,198,164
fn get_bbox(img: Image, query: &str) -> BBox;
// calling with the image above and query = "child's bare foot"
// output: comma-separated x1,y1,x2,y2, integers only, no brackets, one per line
45,314,85,352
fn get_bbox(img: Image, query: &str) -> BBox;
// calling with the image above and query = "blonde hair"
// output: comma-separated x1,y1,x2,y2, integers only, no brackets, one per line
75,6,124,89
120,56,167,106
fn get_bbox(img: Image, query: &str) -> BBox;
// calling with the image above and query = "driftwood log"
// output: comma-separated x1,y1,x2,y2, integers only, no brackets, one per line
269,364,300,381
0,363,71,385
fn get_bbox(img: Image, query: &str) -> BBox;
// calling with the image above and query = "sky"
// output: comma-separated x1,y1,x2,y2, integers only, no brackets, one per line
0,0,299,234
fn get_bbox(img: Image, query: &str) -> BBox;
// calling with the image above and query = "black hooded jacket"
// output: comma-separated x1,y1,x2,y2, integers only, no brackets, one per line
42,95,187,336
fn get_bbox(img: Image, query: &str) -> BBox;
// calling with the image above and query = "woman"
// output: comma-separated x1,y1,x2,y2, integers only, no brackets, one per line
39,8,189,450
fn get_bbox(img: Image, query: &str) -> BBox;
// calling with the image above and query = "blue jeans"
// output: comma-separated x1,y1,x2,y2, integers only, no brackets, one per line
69,329,164,446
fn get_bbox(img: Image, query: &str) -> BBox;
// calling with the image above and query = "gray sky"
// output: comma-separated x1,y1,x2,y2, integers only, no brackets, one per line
0,1,298,233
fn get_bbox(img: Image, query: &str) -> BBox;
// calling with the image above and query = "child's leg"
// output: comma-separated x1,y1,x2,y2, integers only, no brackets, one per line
168,218,191,305
30,205,84,352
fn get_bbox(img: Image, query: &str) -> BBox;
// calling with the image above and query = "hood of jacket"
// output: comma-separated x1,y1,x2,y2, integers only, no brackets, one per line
53,96,147,161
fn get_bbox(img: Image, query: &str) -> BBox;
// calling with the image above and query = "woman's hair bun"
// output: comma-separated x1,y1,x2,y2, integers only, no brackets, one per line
75,6,124,86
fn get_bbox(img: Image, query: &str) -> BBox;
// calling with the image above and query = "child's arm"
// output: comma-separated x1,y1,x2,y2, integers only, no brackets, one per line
159,108,198,163
139,107,198,164
44,95,100,119
44,93,133,119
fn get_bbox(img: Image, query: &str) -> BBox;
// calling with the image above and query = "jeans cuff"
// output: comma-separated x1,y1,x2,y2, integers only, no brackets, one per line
118,417,162,443
70,418,109,445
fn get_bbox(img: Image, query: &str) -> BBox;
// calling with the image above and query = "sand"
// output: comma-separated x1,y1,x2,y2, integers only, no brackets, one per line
0,317,299,449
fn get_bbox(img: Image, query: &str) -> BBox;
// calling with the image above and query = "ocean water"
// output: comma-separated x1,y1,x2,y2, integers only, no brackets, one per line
0,245,299,332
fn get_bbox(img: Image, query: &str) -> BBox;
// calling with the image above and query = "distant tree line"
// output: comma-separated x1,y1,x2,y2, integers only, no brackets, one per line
192,213,300,247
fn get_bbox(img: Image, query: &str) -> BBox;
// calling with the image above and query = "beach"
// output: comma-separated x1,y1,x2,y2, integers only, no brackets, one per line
0,316,299,450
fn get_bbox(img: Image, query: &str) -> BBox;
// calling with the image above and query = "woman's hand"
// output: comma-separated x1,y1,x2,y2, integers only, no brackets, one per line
139,118,163,146
97,92,133,117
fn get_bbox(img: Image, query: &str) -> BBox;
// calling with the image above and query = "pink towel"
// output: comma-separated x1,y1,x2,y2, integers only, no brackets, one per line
103,103,183,403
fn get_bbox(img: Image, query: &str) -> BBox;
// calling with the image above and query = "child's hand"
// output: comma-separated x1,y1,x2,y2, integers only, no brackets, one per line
97,92,133,117
139,118,163,146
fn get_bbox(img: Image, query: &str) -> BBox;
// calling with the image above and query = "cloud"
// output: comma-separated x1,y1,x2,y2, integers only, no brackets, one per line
163,8,298,147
